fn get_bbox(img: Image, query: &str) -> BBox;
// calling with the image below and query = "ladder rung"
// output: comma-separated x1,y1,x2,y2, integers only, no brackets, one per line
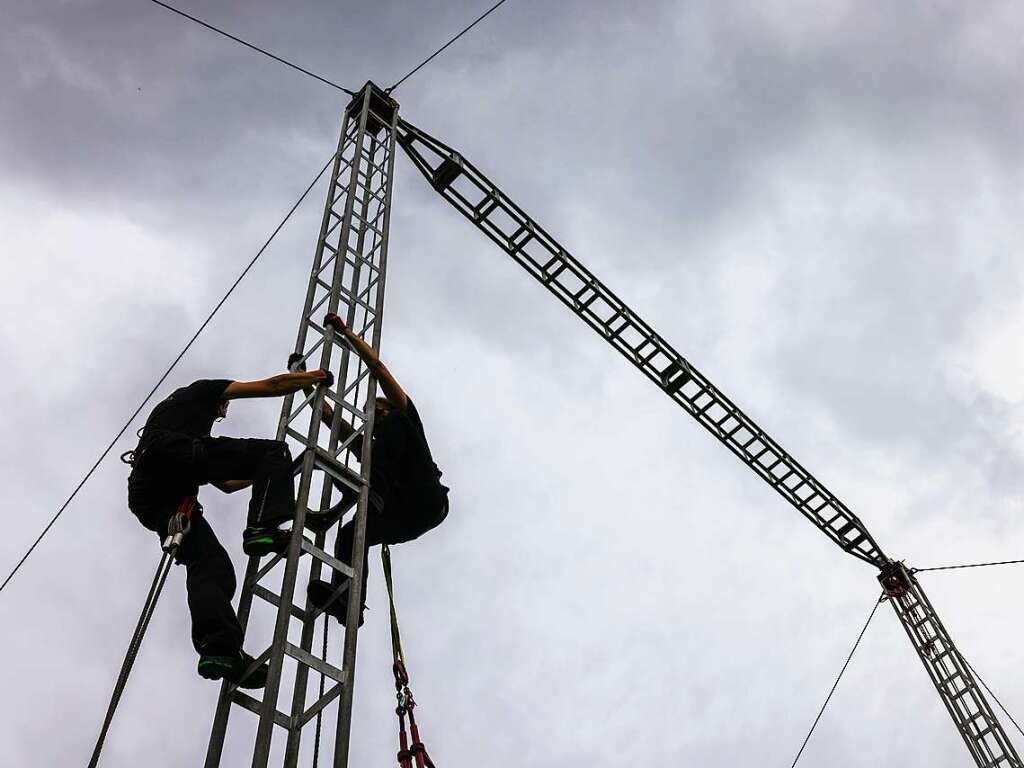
475,196,498,220
284,643,347,685
301,538,355,580
841,534,866,550
297,683,344,729
248,553,286,589
834,520,857,537
252,585,307,622
231,690,292,731
949,684,974,702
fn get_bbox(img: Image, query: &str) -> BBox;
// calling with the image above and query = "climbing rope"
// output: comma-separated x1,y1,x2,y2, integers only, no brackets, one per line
88,499,194,767
790,593,884,768
311,617,330,768
382,545,436,768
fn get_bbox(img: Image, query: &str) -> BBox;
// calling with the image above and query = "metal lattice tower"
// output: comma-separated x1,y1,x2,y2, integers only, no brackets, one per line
204,82,399,768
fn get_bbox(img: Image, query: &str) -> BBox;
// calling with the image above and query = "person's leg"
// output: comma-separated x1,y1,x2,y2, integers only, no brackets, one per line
307,506,386,625
179,516,270,689
199,436,295,527
199,437,296,554
176,516,244,657
388,487,450,546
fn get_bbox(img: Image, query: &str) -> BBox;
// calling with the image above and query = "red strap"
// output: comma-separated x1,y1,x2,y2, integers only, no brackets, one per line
175,496,198,520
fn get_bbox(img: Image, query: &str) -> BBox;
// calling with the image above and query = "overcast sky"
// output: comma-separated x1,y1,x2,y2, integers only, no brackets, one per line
2,1,1023,766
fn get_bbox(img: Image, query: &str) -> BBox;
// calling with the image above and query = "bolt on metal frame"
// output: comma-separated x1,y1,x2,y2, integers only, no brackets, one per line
204,81,399,768
396,117,1022,767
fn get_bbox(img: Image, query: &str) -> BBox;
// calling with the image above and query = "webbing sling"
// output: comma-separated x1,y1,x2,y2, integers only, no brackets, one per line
382,544,436,768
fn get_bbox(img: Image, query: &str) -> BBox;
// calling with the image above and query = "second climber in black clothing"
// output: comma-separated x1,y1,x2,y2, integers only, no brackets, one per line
304,312,449,627
127,368,332,688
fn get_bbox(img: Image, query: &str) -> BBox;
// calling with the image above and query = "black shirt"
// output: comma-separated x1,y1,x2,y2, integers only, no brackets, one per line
371,399,446,513
129,379,232,511
139,379,233,448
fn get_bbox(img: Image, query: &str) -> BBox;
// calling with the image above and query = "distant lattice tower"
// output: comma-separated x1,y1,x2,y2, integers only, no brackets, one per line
204,82,399,768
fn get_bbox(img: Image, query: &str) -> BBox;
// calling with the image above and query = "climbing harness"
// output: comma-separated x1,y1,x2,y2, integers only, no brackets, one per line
383,544,437,768
118,427,148,467
87,496,196,768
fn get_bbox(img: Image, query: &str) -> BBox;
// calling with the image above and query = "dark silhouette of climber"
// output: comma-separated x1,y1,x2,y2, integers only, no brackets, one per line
127,369,332,688
301,312,449,627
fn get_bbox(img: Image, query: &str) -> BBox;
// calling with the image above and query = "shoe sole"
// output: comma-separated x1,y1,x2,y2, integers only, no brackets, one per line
242,536,286,557
198,657,268,689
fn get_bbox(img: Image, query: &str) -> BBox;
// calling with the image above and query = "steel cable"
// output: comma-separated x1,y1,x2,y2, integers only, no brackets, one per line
961,655,1024,743
915,558,1024,573
0,152,337,595
790,594,884,768
387,0,512,92
148,0,354,94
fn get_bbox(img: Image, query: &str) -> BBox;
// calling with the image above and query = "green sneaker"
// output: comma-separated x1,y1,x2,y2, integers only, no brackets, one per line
197,650,268,689
242,526,292,557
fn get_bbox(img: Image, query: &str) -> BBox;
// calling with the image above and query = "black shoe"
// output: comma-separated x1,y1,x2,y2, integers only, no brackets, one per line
307,578,365,627
303,506,346,535
242,526,292,557
197,650,269,689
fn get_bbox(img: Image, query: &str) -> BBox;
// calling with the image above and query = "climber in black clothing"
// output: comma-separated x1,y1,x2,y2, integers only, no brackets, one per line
304,312,450,627
127,368,331,688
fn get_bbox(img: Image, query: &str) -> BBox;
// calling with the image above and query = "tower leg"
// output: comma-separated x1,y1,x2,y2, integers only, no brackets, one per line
203,81,400,768
880,562,1023,767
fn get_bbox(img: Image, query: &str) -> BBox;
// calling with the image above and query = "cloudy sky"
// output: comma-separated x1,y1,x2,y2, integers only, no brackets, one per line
2,1,1023,765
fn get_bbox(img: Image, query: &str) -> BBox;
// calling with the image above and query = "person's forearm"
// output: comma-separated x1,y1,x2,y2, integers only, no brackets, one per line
340,326,381,369
309,396,363,455
301,383,336,426
310,399,360,451
270,371,329,396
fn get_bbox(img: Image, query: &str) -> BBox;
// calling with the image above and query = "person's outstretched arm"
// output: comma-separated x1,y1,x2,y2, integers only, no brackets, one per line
324,313,408,410
288,353,364,456
223,369,332,400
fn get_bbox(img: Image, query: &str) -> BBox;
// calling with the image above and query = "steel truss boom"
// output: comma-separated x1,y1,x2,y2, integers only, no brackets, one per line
396,118,1023,768
397,118,885,567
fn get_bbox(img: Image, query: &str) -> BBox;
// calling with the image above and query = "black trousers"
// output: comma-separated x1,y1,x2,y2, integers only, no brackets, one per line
128,435,295,656
333,482,449,602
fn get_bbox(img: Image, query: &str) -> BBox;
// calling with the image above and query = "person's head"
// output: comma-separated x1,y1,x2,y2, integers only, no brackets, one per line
217,399,230,420
369,396,391,420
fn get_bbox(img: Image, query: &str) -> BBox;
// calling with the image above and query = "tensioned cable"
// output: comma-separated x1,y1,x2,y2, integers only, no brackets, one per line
915,558,1024,573
148,0,354,95
961,655,1024,742
790,594,884,768
0,151,338,596
387,0,512,93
